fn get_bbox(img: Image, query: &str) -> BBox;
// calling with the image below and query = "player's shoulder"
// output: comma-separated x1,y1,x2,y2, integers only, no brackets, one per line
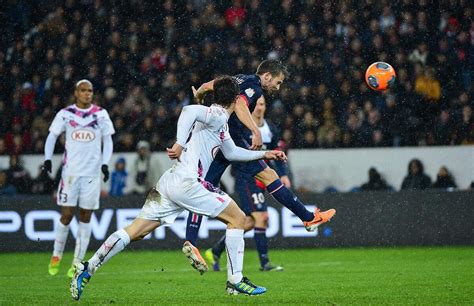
235,74,262,99
206,105,228,126
90,104,111,117
234,74,261,87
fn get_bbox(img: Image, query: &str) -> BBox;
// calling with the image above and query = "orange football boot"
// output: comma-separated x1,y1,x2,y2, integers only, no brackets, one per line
182,241,208,275
303,208,336,232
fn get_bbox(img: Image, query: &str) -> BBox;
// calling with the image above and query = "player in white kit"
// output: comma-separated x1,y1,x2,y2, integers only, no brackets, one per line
70,76,287,300
44,80,115,277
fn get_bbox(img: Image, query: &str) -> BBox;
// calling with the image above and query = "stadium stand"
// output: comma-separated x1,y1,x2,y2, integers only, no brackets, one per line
0,0,472,155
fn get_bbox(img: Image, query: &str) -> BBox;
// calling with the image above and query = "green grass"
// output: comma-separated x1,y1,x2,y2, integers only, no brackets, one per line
0,247,473,305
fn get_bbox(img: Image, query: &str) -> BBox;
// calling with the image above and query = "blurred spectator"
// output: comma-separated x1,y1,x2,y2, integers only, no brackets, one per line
401,159,432,190
361,168,391,191
431,166,457,189
31,165,54,195
0,1,471,153
415,67,441,102
453,105,474,145
131,141,152,194
109,157,128,197
0,170,16,195
5,155,31,194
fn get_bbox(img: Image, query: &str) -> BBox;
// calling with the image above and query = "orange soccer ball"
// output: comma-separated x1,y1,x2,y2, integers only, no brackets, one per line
365,62,396,91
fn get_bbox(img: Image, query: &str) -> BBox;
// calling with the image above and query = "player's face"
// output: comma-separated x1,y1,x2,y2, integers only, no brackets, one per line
262,72,285,95
74,83,93,105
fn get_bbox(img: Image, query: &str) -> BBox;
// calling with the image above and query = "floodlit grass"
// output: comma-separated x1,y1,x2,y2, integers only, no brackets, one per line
0,247,472,305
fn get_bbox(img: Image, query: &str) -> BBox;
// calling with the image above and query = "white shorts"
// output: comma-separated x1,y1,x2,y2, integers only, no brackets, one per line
138,170,231,225
57,175,101,210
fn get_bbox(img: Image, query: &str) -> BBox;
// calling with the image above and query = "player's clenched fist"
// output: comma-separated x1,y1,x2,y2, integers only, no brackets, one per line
167,143,184,161
264,150,287,161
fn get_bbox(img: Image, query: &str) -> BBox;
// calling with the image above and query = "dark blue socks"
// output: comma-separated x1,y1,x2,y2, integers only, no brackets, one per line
254,227,269,267
185,212,203,246
266,179,314,221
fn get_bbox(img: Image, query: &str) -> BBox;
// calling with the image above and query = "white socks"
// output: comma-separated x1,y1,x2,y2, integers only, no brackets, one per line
225,229,245,284
87,229,131,275
73,222,92,264
53,221,70,258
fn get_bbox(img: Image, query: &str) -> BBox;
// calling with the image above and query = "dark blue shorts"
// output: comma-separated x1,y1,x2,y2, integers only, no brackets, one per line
205,138,268,186
235,175,267,215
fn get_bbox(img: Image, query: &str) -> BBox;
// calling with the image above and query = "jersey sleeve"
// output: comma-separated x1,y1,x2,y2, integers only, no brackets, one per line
100,110,115,136
49,110,65,135
239,83,262,108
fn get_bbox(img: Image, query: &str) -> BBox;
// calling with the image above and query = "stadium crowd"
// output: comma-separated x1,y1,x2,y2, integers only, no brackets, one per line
0,0,472,155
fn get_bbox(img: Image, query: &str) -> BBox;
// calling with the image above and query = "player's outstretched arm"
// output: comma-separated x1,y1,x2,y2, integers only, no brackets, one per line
192,80,215,104
234,96,262,150
220,137,287,162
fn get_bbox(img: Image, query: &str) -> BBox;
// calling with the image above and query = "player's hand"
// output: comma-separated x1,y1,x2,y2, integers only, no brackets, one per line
280,175,292,188
101,164,109,182
192,86,204,104
250,130,263,150
42,160,52,174
264,150,287,161
167,143,183,161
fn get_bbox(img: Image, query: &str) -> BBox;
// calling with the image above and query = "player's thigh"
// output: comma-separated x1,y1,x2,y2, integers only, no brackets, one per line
233,159,269,181
78,176,101,210
171,178,232,220
138,187,184,226
215,200,246,229
57,175,80,207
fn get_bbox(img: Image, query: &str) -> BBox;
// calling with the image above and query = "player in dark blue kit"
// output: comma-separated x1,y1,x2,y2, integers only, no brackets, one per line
183,60,336,272
204,98,290,271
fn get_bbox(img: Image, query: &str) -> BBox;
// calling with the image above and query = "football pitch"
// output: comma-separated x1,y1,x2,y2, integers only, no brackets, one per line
0,247,472,305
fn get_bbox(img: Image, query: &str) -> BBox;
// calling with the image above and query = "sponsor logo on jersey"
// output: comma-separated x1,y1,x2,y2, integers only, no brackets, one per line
245,88,255,97
71,129,96,142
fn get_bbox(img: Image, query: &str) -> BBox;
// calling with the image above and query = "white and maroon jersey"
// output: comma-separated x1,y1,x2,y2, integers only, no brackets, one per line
49,104,115,176
173,104,231,179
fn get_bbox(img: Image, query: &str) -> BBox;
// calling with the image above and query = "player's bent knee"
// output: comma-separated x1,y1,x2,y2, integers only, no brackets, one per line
60,214,73,225
255,168,278,186
124,218,161,241
216,200,246,228
78,209,92,223
253,212,269,228
244,216,255,231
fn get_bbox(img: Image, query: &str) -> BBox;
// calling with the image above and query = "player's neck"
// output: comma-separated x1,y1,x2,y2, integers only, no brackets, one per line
253,116,264,126
225,104,235,117
75,102,92,110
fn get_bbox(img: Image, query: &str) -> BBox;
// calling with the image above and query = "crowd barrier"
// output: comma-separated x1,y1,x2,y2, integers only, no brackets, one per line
1,190,472,252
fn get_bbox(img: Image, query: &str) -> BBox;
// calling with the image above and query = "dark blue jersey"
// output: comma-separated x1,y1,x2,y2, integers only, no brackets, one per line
229,74,263,140
238,119,288,177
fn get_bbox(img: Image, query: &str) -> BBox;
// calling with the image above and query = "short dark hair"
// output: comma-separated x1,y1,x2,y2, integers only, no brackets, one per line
213,75,239,107
256,60,289,78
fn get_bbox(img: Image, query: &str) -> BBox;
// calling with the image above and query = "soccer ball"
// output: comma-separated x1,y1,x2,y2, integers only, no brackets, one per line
365,62,396,91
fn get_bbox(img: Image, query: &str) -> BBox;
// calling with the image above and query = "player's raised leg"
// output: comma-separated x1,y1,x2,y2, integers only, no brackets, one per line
256,168,336,231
